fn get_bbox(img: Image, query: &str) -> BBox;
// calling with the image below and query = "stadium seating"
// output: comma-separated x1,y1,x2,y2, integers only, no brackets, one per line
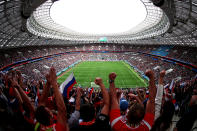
0,45,197,131
1,0,197,130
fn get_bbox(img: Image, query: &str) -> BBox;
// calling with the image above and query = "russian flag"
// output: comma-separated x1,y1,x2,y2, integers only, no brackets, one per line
88,88,94,98
60,72,77,98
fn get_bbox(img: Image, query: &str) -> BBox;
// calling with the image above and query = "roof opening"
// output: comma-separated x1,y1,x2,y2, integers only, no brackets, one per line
50,0,147,35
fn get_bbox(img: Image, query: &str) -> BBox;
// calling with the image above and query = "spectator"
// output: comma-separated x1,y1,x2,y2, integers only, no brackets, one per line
0,60,196,131
109,70,156,131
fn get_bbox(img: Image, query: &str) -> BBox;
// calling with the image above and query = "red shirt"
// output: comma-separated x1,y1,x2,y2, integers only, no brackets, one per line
35,122,67,131
110,109,154,131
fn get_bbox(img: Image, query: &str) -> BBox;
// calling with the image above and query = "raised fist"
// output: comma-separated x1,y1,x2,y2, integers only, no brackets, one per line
46,74,51,84
95,77,103,85
46,67,57,85
49,67,57,81
10,78,19,88
160,70,166,78
145,69,154,79
109,72,117,80
128,93,137,99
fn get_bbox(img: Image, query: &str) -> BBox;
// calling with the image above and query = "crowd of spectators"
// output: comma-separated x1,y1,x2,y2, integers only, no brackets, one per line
0,44,197,130
124,52,196,85
0,66,196,131
0,45,196,85
16,53,81,81
167,46,197,65
1,44,196,68
0,45,196,86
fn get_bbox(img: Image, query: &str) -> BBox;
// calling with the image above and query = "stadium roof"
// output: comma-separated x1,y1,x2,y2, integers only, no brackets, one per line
27,0,169,42
0,0,197,48
50,0,147,35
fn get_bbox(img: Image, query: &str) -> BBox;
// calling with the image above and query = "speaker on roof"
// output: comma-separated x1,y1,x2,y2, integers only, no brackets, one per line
52,0,60,2
151,0,165,7
21,0,48,19
21,0,60,19
152,0,175,33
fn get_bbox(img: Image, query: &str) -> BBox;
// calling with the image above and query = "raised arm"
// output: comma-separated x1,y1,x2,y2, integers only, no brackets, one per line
68,88,81,128
11,76,35,116
159,70,165,85
10,79,23,105
39,74,50,106
95,77,110,115
137,88,146,103
48,67,68,130
16,70,25,89
155,70,166,120
145,70,156,115
128,93,143,107
75,88,82,111
109,72,119,110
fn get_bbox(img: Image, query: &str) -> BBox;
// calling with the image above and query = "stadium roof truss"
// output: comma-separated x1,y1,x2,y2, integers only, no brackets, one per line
0,0,197,48
27,0,170,42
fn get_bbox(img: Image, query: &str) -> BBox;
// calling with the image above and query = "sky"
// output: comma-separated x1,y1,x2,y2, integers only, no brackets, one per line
50,0,147,35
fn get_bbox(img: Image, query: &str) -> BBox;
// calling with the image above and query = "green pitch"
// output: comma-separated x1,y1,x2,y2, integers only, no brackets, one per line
57,61,148,88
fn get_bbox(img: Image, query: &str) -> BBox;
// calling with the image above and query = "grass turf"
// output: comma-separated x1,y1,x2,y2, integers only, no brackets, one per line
57,61,148,88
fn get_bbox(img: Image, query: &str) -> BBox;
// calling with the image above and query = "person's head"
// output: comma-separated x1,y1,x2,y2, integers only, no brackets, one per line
120,98,128,113
193,88,197,95
80,104,95,122
139,88,145,96
127,103,145,126
189,95,197,106
35,106,53,126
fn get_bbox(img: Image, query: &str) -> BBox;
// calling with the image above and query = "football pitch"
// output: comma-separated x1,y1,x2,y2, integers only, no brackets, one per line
57,61,148,88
